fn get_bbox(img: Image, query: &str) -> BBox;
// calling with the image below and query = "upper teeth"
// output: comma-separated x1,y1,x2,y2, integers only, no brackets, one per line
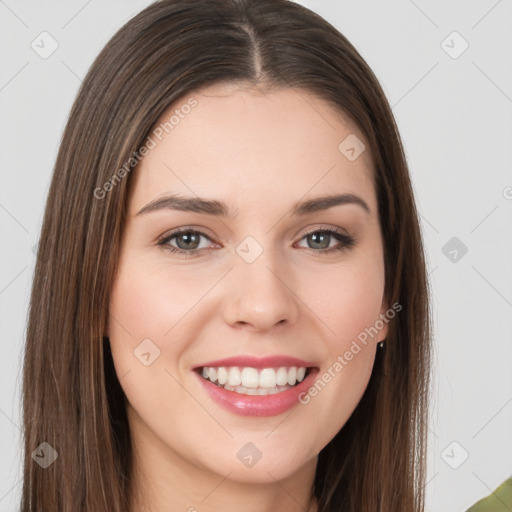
201,366,307,388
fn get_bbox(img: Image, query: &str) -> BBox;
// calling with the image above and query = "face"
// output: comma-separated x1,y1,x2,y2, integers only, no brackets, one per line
107,83,388,487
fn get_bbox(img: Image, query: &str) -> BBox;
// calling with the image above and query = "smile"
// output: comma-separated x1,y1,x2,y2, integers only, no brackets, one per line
198,366,311,396
194,365,319,417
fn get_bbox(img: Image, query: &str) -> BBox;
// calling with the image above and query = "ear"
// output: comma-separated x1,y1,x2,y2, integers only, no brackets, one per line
377,297,390,343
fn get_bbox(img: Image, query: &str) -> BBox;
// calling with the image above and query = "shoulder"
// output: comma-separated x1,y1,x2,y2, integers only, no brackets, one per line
465,476,512,511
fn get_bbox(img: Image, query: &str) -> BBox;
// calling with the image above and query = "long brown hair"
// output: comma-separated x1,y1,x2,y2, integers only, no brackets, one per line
21,0,432,510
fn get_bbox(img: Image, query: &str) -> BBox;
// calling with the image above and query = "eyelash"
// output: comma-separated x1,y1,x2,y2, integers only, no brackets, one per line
157,227,356,257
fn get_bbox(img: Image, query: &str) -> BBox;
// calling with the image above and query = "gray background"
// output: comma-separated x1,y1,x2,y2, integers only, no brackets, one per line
1,1,511,510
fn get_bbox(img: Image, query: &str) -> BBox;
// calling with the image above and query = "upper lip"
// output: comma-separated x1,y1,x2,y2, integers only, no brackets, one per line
192,355,317,370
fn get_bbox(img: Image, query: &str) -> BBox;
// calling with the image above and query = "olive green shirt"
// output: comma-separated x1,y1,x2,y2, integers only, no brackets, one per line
465,477,512,511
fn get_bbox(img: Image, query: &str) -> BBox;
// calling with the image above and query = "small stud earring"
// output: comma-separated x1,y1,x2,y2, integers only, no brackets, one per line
378,341,384,348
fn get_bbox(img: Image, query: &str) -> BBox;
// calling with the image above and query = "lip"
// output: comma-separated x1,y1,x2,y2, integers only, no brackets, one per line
194,367,320,417
192,355,316,370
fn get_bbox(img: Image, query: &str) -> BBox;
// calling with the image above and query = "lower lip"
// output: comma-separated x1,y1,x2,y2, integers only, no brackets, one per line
194,368,319,417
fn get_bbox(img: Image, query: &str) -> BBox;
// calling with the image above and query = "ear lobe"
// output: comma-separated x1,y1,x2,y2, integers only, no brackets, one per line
378,300,390,343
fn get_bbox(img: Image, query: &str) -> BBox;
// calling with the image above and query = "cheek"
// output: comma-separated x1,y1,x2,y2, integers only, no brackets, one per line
303,256,385,346
294,253,385,430
108,257,208,353
107,254,225,410
295,266,382,441
107,260,203,419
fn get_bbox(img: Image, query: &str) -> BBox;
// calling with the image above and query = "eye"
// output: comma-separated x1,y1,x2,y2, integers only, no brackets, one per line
157,228,216,256
295,227,356,254
157,226,356,257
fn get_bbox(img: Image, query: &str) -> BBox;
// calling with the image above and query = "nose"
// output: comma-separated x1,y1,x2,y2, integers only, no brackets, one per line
223,249,300,332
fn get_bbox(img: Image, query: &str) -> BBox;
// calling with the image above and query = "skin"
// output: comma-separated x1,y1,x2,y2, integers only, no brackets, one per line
107,82,389,512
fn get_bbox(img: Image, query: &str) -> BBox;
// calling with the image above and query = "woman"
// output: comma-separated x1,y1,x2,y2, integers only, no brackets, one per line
21,0,432,510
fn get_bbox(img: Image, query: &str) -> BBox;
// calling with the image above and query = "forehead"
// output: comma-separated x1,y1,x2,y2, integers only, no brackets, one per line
128,83,376,215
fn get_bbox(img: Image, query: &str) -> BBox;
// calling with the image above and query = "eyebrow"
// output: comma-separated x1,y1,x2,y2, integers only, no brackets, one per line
136,193,371,217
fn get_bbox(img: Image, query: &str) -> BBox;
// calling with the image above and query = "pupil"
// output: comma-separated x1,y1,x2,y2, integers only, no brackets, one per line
177,232,199,250
309,232,329,250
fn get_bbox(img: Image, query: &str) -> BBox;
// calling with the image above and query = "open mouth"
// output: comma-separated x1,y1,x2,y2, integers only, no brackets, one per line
195,365,314,396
